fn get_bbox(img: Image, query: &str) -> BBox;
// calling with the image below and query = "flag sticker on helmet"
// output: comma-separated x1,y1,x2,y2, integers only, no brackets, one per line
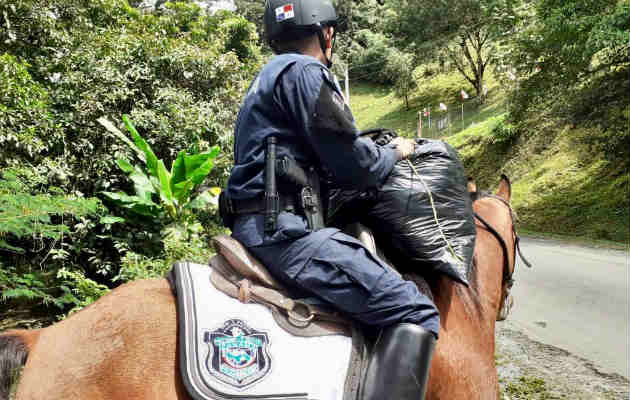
275,4,295,22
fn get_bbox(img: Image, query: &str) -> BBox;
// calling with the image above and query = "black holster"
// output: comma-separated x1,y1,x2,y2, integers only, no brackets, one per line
277,156,325,231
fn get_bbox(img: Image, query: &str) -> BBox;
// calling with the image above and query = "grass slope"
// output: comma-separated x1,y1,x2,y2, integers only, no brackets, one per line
349,72,629,245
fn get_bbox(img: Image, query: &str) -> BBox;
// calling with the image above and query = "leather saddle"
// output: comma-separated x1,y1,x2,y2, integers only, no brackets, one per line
209,223,394,338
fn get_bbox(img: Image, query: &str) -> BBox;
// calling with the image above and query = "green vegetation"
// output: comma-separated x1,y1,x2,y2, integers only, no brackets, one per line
343,0,628,246
101,115,221,228
504,376,552,399
352,67,505,137
0,0,261,322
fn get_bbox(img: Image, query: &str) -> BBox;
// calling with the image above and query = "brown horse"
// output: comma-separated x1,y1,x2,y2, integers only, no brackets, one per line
1,175,520,400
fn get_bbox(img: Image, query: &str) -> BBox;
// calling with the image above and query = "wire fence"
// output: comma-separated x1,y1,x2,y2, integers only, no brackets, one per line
415,99,486,139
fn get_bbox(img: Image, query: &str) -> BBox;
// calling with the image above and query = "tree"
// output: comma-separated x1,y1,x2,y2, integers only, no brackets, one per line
508,0,629,115
385,0,520,103
234,0,266,45
386,50,416,109
346,30,398,84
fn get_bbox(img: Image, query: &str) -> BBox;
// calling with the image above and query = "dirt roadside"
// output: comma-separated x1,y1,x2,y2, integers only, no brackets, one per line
496,320,630,399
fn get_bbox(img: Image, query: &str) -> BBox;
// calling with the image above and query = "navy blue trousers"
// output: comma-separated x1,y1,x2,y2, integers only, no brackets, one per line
247,229,440,337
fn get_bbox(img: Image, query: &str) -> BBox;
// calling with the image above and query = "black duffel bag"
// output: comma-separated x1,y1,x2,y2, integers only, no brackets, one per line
328,132,476,285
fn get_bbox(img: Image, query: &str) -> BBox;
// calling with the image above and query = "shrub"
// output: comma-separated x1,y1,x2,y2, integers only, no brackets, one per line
115,230,213,282
0,0,261,198
0,167,109,311
0,168,104,255
348,30,397,84
0,54,61,164
491,116,519,145
385,49,416,109
100,115,221,231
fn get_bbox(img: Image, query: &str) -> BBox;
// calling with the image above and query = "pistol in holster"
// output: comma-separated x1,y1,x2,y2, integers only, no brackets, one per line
276,155,325,231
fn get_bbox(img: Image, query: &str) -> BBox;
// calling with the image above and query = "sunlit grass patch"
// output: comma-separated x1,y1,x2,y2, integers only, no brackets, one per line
504,376,553,399
351,69,507,138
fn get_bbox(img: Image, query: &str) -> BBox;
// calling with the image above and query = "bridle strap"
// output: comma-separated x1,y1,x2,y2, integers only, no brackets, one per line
473,198,533,287
515,235,533,268
474,212,514,287
483,196,533,269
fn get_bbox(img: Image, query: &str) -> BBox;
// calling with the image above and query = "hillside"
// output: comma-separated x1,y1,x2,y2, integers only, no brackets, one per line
350,70,629,244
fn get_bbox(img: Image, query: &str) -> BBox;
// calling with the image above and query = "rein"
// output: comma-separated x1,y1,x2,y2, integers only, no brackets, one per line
473,195,532,288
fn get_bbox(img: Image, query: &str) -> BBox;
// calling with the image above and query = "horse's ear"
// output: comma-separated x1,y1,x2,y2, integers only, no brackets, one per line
467,177,477,193
496,174,511,202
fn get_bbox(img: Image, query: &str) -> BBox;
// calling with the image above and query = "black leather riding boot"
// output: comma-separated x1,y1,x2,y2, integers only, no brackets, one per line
360,323,436,400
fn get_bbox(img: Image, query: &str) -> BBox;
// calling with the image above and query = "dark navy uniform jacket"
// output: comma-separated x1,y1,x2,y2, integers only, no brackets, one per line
227,53,397,257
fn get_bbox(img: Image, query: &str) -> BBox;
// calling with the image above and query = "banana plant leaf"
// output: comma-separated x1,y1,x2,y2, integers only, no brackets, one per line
122,115,159,180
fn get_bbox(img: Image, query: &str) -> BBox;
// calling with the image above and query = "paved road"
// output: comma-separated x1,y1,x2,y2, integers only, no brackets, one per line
507,237,629,378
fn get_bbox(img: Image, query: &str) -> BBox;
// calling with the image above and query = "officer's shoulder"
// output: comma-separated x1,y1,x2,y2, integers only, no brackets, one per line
293,59,336,87
263,54,321,77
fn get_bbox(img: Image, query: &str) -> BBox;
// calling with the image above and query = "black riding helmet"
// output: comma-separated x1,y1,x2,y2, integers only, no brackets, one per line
264,0,347,67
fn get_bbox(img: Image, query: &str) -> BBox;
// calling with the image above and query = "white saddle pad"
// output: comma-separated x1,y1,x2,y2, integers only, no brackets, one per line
172,262,353,400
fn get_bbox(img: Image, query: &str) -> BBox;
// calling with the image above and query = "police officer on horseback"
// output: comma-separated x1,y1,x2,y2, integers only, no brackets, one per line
221,0,439,398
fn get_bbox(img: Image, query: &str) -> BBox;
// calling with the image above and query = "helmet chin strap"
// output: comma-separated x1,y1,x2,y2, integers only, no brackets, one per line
316,29,334,68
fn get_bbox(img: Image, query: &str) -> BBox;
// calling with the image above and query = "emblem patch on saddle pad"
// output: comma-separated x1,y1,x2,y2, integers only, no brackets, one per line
204,319,272,389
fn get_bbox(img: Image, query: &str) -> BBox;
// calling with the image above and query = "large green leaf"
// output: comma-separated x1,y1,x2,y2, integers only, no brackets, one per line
99,216,126,224
189,156,216,187
171,146,220,203
156,160,174,207
102,192,159,218
182,153,213,176
129,165,155,202
171,150,187,187
182,146,220,181
102,191,157,207
102,191,136,204
173,179,194,205
116,158,135,175
207,145,220,160
122,115,159,179
97,117,146,163
171,150,192,202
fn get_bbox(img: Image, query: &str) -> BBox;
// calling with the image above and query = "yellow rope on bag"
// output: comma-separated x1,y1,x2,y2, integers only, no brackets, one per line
405,159,465,265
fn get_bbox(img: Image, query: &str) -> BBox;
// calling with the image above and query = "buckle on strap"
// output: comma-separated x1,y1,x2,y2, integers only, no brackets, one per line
300,186,317,210
287,301,316,327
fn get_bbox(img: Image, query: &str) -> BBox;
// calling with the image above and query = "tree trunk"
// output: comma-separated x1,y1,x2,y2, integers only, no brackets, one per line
447,28,492,104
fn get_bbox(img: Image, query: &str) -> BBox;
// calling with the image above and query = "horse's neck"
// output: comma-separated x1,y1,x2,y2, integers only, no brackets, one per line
472,228,506,319
430,231,505,326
